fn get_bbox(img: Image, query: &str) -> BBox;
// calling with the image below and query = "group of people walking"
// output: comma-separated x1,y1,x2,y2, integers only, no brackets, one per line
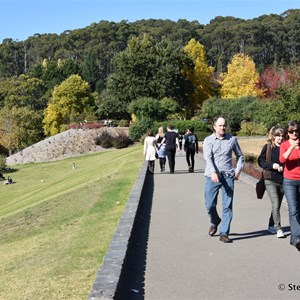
143,125,199,174
203,116,300,251
144,117,300,252
258,120,300,251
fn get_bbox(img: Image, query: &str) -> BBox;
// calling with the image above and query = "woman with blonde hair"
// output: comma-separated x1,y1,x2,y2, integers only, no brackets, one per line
258,126,285,238
156,126,167,172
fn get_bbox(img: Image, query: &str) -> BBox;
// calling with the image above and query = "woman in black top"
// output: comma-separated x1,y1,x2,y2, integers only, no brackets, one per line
258,126,285,238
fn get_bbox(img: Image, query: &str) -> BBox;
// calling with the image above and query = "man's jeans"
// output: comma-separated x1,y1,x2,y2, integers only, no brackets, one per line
205,175,234,235
283,178,300,246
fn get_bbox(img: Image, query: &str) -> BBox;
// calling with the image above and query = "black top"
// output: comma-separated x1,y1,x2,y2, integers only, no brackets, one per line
164,131,178,147
184,133,199,152
258,144,284,184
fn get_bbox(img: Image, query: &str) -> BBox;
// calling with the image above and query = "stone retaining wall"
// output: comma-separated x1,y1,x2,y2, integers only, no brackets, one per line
6,127,128,165
88,161,148,300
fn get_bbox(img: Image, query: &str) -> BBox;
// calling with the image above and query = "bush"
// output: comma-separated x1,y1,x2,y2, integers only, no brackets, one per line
195,131,212,141
0,155,6,170
129,118,153,141
118,119,130,127
238,121,268,136
94,131,113,148
95,130,133,149
200,96,258,132
112,132,134,149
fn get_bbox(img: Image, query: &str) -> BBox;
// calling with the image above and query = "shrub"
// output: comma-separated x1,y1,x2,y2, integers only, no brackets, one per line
195,131,211,141
129,118,153,141
244,153,258,163
118,119,130,127
94,131,113,148
238,121,268,136
112,133,133,149
0,155,6,170
95,130,133,149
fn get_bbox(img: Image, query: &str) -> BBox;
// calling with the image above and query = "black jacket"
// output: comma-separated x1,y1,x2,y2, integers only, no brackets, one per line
258,144,283,184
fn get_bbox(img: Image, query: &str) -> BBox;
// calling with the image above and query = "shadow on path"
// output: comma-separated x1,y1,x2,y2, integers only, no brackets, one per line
229,225,291,241
114,174,154,300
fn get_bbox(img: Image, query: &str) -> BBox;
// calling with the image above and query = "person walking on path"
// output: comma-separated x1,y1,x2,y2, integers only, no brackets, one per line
279,120,300,251
258,126,285,238
156,126,167,172
184,126,199,172
161,125,179,174
203,116,244,243
143,129,157,174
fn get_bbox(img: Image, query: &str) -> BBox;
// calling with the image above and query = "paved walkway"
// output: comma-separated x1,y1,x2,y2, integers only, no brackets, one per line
138,152,299,300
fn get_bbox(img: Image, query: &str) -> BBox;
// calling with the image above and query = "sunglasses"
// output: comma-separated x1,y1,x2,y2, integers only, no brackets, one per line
288,129,299,134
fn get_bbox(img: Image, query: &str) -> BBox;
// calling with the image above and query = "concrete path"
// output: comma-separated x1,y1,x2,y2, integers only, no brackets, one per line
141,152,299,300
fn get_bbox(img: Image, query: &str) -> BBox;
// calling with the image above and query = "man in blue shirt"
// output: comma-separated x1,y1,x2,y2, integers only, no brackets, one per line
203,116,244,243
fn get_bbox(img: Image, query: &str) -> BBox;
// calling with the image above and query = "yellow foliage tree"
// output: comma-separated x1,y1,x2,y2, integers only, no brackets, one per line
0,107,21,155
43,75,95,136
219,53,264,98
183,38,215,114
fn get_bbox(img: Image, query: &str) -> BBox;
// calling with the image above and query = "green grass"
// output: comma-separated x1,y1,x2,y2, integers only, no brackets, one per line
0,145,144,300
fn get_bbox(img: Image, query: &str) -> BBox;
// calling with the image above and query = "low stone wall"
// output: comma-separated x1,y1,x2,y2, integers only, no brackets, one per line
88,161,148,300
6,127,128,165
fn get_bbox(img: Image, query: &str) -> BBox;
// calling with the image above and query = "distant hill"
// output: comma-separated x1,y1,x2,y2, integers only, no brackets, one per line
6,127,128,165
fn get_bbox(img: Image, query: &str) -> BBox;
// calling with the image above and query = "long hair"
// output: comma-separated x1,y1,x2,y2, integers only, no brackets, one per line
267,126,284,147
157,126,165,138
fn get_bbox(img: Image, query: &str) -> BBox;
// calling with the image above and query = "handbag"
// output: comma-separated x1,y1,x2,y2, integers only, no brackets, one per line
256,143,271,199
256,176,265,199
155,152,158,159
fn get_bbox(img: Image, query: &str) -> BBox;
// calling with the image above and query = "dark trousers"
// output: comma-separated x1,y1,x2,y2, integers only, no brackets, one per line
166,147,176,173
186,149,196,169
159,157,166,170
148,160,155,173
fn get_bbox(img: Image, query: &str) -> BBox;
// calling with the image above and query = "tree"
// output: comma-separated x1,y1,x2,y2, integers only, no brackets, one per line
258,64,300,98
128,96,180,121
101,34,192,119
183,38,215,113
3,74,46,110
0,106,43,154
219,53,263,98
43,74,96,136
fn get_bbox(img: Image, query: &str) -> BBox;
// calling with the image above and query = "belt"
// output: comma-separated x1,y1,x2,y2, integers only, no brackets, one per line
219,171,234,177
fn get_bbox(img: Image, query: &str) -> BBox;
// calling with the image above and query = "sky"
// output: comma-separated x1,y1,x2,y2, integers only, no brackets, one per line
1,0,299,42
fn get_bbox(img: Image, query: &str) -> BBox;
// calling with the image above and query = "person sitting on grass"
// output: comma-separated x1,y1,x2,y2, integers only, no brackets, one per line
3,176,13,185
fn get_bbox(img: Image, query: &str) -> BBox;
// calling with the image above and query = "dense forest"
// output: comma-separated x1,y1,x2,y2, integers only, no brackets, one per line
1,9,300,155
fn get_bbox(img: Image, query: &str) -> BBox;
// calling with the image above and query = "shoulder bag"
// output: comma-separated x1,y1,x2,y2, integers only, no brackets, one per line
256,144,271,199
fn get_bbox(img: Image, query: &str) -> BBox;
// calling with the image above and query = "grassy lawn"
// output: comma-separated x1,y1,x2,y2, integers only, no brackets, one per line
237,136,267,157
0,145,143,300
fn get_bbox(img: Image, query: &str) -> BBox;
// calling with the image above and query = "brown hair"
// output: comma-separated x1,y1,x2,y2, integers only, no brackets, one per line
267,126,284,146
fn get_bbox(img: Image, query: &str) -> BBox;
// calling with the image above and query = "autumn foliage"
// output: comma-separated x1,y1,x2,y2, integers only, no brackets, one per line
219,53,264,99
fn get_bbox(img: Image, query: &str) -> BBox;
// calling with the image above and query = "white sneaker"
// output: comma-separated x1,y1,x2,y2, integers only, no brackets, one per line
277,229,285,238
268,226,276,234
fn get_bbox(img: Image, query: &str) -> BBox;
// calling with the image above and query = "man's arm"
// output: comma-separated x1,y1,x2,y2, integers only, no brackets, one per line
203,137,219,182
233,138,244,179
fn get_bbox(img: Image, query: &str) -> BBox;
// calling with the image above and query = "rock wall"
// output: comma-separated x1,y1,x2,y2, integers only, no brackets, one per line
6,127,128,165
